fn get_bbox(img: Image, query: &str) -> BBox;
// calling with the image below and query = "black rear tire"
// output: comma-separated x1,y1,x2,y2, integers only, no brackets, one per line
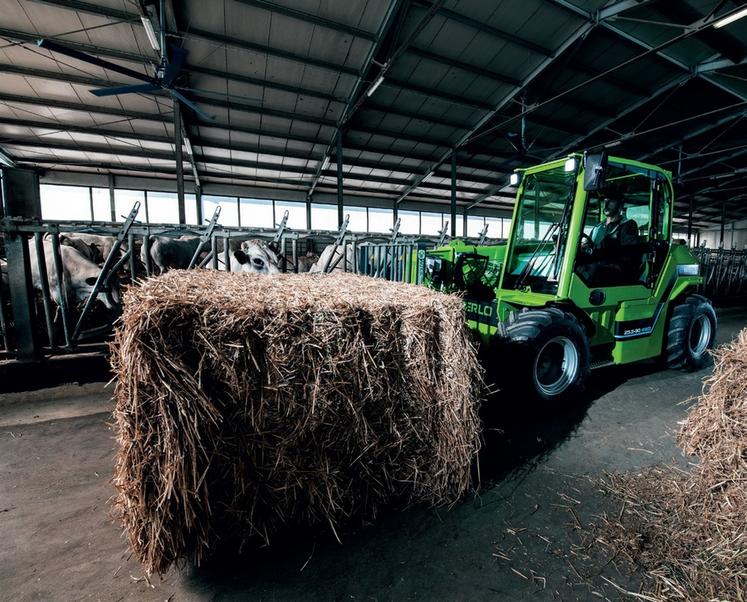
496,307,590,404
665,294,717,371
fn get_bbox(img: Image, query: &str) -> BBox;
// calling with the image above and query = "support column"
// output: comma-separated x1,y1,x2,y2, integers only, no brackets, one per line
175,101,186,226
2,168,40,359
305,195,312,230
195,186,203,225
393,199,398,227
108,173,115,222
720,200,726,247
5,236,36,359
336,131,344,227
450,150,457,237
462,207,468,237
687,195,693,244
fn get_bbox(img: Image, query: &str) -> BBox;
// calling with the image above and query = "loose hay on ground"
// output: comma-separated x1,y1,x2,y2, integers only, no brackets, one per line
592,329,747,601
111,271,483,575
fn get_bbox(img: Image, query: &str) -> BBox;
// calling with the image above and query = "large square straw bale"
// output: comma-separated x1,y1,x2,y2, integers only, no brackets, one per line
111,271,482,574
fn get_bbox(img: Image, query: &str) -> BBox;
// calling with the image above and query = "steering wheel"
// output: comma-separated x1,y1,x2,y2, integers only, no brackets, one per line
579,233,595,256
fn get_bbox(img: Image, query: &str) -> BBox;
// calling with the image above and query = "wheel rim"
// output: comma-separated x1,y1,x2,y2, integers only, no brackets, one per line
688,314,711,357
533,336,580,397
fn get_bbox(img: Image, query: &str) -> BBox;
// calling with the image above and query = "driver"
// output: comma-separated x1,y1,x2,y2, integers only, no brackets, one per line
580,193,640,285
590,194,639,250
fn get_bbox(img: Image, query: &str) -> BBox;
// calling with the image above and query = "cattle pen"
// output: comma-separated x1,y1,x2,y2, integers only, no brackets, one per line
1,212,743,363
0,202,496,362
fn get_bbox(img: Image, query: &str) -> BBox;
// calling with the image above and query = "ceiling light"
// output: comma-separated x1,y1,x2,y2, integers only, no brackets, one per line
366,75,385,97
183,137,193,156
713,6,747,28
141,16,161,52
321,156,330,171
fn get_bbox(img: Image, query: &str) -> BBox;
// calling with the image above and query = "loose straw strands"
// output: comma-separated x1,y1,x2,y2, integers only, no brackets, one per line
591,329,747,601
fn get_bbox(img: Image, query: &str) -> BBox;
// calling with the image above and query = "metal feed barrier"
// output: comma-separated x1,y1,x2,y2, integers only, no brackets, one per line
0,205,323,359
0,205,502,360
692,247,747,299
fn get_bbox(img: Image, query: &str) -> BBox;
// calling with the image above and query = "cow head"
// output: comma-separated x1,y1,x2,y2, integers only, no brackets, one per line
60,235,104,264
232,240,280,274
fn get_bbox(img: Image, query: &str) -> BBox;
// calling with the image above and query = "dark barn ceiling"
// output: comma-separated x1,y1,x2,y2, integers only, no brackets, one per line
0,0,745,228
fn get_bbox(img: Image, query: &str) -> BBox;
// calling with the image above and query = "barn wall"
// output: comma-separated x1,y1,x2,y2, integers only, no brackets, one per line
698,219,747,249
38,170,512,220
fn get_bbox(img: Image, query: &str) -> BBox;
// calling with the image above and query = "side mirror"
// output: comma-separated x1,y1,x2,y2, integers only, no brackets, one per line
583,151,608,191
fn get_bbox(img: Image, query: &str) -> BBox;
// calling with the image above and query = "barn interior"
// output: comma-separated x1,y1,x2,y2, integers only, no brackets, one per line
1,0,746,599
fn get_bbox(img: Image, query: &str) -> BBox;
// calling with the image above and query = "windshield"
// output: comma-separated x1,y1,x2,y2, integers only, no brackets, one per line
503,164,577,294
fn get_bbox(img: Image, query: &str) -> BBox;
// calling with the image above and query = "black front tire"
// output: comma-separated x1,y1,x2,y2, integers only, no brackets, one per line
665,294,717,371
497,307,591,404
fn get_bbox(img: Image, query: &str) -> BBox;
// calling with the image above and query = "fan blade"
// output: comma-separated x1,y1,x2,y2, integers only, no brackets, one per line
162,46,187,86
169,89,216,121
91,83,162,97
37,39,158,85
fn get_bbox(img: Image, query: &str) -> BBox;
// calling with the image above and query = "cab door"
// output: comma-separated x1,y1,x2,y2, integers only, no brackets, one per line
568,161,672,362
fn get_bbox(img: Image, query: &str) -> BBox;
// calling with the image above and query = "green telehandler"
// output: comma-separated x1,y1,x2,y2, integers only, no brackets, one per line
423,152,716,403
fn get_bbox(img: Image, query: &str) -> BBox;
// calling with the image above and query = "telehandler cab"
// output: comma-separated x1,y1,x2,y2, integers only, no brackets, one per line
424,152,716,403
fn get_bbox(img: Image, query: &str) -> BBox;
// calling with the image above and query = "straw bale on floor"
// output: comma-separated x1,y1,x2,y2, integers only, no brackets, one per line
593,329,747,601
111,271,482,575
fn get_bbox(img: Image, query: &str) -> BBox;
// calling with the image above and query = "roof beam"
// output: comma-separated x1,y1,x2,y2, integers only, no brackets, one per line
3,21,529,120
640,110,747,162
0,62,141,92
415,1,551,56
679,148,747,179
603,21,747,103
184,26,359,77
0,117,174,145
0,60,337,130
0,92,173,122
382,77,493,111
0,26,351,107
25,0,360,77
479,2,747,165
548,0,747,103
0,146,16,167
187,64,345,104
598,1,646,21
232,0,376,40
551,73,691,157
307,0,418,197
0,26,154,68
395,18,595,205
406,46,521,87
694,56,747,75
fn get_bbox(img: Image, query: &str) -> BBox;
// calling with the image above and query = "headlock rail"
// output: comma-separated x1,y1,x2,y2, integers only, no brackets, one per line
0,204,499,360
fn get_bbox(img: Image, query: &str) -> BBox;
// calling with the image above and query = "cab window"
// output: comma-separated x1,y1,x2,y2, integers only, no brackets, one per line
575,161,670,288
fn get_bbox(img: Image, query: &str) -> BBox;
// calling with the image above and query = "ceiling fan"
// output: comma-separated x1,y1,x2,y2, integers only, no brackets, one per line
36,38,215,121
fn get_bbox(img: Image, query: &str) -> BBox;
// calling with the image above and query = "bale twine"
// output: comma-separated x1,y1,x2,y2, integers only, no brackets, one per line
110,271,483,575
593,329,747,601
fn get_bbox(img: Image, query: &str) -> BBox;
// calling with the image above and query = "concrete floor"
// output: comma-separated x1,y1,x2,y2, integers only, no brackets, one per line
1,308,745,601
